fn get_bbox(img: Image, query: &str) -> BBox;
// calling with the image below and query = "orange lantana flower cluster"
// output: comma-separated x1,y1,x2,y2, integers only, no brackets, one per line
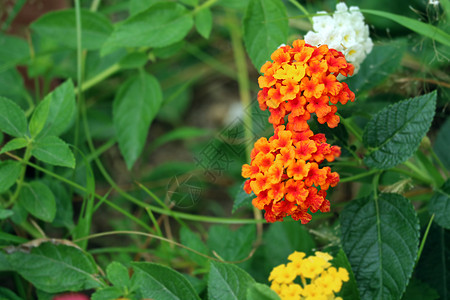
242,40,355,224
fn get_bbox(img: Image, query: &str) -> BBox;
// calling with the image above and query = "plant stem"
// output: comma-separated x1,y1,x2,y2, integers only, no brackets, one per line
339,169,379,183
288,0,313,24
6,145,32,208
416,214,434,264
75,63,121,94
192,0,218,15
339,114,363,142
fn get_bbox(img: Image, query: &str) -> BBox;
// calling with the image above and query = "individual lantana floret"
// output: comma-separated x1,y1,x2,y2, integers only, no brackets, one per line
304,2,373,74
257,39,355,130
269,251,349,300
242,126,340,223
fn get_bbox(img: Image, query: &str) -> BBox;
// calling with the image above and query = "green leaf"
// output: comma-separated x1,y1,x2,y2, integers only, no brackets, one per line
0,96,27,137
208,261,255,300
119,52,148,69
0,208,14,219
247,283,280,300
429,179,450,229
31,9,113,50
434,118,450,170
0,287,22,300
131,262,200,300
401,278,440,300
340,193,420,300
361,9,450,47
243,0,288,71
263,221,315,267
34,80,76,138
232,181,254,213
0,69,28,106
29,95,50,138
207,225,255,261
180,0,198,6
0,160,21,193
333,250,360,300
113,72,163,169
45,180,74,229
180,226,209,266
19,181,56,222
0,231,28,244
0,33,29,71
6,242,100,293
129,0,164,16
91,287,124,300
106,261,130,287
195,8,212,39
32,136,75,168
0,137,28,154
103,3,194,55
363,91,437,169
345,41,407,93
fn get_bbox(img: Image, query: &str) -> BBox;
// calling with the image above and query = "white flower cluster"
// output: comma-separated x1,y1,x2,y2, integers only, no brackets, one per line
304,2,373,75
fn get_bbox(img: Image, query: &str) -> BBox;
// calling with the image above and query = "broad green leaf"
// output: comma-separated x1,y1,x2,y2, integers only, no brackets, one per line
113,72,163,169
0,160,21,193
19,181,56,222
29,95,50,138
103,3,193,55
0,251,13,271
434,118,450,170
243,0,288,71
0,208,14,219
232,181,253,213
363,91,436,169
429,179,450,229
195,8,213,39
32,136,75,168
0,137,28,154
264,221,315,268
208,261,255,300
340,193,420,300
0,33,29,71
207,225,255,261
31,9,113,50
46,180,74,229
401,278,440,300
119,52,148,69
217,0,250,10
247,283,280,300
180,0,198,6
345,41,407,93
91,287,123,300
333,250,360,300
0,287,22,300
0,96,27,137
6,242,100,293
415,224,450,299
131,262,200,300
180,226,209,266
361,9,450,47
35,80,76,138
106,262,130,287
129,0,163,16
0,69,28,106
0,231,28,244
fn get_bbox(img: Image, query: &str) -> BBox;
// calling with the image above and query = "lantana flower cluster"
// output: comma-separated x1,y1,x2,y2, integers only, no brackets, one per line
304,2,373,74
242,39,355,224
269,251,349,300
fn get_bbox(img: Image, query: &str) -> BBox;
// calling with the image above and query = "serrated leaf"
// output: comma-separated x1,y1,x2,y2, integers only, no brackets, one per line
232,181,254,213
6,242,100,293
31,9,113,50
429,179,450,229
207,225,255,261
247,283,280,300
45,180,74,229
0,160,21,193
180,226,209,266
243,0,288,71
35,80,76,138
363,91,436,169
0,96,27,137
103,3,193,55
195,8,212,39
29,94,50,137
0,137,28,154
18,181,56,222
361,9,450,47
129,0,164,16
345,41,406,93
32,136,75,168
113,72,163,169
340,193,420,300
131,262,200,300
208,261,255,300
106,262,130,287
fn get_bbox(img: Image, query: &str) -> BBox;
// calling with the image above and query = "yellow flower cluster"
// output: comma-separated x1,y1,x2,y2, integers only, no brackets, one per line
269,251,349,300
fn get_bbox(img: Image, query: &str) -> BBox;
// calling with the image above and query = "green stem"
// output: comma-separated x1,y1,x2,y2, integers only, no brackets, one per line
403,161,434,184
192,0,218,15
430,148,450,178
75,63,121,94
416,214,434,264
373,171,382,199
288,0,313,24
391,167,433,184
103,198,153,232
339,115,363,142
339,169,379,183
6,146,32,208
145,207,163,237
90,0,101,11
